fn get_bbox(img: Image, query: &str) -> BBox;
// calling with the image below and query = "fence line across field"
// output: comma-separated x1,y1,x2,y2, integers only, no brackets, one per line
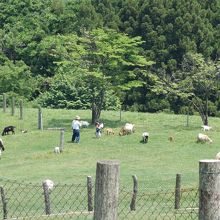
0,172,199,220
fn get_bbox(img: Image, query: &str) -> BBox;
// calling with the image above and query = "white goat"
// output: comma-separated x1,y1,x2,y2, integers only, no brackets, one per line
201,125,212,131
43,179,54,192
142,132,149,143
54,146,60,154
197,133,213,143
215,152,220,160
119,123,135,136
80,121,90,128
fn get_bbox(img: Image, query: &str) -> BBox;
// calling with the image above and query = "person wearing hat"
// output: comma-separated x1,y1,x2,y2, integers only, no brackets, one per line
71,116,81,143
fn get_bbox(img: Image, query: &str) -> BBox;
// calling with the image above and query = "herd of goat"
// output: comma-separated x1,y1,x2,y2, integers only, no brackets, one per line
0,123,218,160
0,122,220,190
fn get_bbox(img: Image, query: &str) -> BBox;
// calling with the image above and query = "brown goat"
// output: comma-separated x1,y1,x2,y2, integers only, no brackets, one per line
106,128,114,135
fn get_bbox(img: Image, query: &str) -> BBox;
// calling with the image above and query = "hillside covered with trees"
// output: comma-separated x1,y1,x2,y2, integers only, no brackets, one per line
0,0,220,123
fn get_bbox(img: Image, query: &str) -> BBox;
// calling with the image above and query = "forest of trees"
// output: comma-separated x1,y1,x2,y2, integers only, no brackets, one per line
0,0,220,123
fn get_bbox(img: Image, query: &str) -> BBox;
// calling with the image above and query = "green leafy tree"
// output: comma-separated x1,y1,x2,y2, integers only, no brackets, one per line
80,29,154,123
0,60,35,99
154,52,220,125
56,29,154,123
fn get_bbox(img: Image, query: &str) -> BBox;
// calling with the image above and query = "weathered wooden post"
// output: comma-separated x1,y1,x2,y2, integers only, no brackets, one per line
42,181,51,215
93,160,120,220
59,129,64,152
174,173,181,209
19,99,23,120
199,159,220,219
38,107,43,130
130,175,138,211
0,186,8,219
87,176,93,211
11,97,15,116
3,94,6,112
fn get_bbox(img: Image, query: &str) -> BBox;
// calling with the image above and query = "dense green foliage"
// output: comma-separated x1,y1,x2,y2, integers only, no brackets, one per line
0,0,220,121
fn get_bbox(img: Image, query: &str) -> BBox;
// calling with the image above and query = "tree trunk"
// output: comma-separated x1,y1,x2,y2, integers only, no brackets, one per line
201,98,209,126
192,98,209,126
92,104,99,124
91,89,105,124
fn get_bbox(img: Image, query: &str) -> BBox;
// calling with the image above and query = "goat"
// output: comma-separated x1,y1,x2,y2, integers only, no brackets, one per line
2,126,15,136
43,179,54,193
80,121,90,128
197,133,212,143
54,147,60,154
0,138,5,159
215,152,220,160
106,128,114,135
119,123,135,136
201,125,212,131
168,136,174,142
142,132,149,143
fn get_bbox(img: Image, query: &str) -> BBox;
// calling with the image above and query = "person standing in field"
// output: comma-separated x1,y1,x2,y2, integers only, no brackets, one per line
72,116,81,143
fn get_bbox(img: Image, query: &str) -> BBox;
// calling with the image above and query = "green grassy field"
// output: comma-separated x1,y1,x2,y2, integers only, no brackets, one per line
1,107,220,189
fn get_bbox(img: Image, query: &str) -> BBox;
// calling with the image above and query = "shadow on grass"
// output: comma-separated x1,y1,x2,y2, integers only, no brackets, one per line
46,118,128,129
163,124,200,131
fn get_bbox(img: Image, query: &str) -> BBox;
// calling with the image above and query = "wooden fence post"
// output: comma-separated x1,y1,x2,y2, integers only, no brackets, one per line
130,175,138,211
19,99,23,120
87,176,93,211
3,94,6,112
38,107,43,130
11,97,15,116
42,182,51,215
199,159,220,219
59,129,64,152
93,160,120,220
174,173,181,209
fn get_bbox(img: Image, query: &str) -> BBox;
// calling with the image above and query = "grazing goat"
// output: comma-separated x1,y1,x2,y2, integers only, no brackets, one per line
119,123,135,136
142,132,149,143
43,179,54,192
2,126,15,136
201,125,212,131
54,147,60,154
197,133,212,143
80,121,90,128
106,128,114,135
0,138,5,159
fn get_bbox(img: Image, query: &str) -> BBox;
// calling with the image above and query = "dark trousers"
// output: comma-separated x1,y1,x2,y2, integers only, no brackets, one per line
72,129,80,143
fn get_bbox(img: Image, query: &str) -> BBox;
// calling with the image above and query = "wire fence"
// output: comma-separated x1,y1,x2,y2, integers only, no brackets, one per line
0,178,199,220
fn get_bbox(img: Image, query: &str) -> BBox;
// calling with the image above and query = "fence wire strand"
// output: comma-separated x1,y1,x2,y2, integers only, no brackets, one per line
0,178,201,220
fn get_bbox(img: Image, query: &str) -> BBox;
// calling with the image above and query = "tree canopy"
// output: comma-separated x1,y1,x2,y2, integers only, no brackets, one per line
0,0,220,123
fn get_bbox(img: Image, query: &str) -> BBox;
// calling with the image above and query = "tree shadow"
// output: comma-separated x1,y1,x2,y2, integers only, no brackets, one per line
163,124,200,131
46,118,128,129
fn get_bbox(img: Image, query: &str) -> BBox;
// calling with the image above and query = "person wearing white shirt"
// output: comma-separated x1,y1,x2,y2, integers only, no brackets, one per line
72,116,81,143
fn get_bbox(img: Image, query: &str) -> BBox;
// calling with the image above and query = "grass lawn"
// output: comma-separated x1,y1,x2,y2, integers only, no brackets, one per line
1,107,220,189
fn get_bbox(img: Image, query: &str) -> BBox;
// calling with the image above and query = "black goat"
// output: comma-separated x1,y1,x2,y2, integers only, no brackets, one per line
2,126,16,136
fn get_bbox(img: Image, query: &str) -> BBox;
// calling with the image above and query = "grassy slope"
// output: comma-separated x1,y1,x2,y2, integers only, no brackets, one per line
1,108,220,189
